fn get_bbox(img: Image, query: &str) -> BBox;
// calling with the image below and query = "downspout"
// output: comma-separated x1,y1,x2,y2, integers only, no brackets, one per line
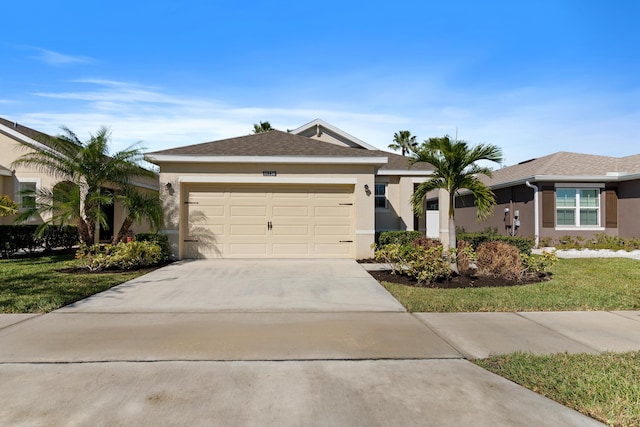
525,181,539,248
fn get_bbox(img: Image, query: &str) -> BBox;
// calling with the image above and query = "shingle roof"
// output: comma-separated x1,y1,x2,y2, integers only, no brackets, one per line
147,130,434,172
485,151,640,187
0,117,53,143
147,130,384,157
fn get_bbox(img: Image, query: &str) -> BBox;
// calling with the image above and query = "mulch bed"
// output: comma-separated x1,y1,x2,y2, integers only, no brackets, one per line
367,269,550,289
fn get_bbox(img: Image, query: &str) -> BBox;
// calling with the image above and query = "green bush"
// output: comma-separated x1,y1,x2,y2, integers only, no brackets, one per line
134,233,171,260
41,226,79,251
76,240,165,271
0,225,42,257
456,231,533,254
378,230,423,246
373,241,450,284
0,225,79,257
522,250,558,276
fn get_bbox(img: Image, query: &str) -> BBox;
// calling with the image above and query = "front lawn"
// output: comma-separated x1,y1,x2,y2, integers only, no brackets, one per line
0,254,152,313
380,258,640,312
476,351,640,427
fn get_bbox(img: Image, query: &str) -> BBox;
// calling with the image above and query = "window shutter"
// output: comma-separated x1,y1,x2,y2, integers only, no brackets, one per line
542,190,555,228
605,190,618,228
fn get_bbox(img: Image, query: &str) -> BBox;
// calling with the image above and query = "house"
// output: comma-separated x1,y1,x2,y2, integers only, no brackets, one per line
145,119,434,259
0,117,160,241
445,151,640,245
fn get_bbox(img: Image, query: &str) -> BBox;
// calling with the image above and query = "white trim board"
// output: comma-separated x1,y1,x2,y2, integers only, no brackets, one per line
178,176,358,185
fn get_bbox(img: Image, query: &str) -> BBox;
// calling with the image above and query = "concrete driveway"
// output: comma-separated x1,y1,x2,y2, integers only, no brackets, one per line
0,259,611,426
59,259,406,313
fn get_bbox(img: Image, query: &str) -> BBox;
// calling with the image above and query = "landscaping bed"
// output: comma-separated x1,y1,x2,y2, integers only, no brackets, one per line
368,269,549,289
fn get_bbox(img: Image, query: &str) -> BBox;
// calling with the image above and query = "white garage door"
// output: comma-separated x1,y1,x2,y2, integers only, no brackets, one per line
183,184,355,258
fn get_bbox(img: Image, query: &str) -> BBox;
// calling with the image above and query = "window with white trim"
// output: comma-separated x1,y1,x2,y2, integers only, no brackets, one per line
374,183,388,209
17,181,37,211
556,188,599,227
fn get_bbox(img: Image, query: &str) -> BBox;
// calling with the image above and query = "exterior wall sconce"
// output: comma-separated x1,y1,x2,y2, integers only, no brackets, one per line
364,184,371,196
165,182,175,195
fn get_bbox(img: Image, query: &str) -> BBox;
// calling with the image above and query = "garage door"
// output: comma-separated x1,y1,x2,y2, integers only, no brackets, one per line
183,184,354,258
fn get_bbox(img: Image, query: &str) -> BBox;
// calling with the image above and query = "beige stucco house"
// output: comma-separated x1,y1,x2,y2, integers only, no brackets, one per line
146,119,434,259
0,117,160,241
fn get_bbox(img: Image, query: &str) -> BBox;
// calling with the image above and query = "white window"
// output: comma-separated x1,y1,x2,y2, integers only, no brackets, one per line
556,188,599,227
374,183,388,209
17,180,38,211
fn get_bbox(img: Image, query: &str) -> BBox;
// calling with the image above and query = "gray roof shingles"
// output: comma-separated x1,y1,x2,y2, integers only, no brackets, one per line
485,151,640,187
148,130,434,171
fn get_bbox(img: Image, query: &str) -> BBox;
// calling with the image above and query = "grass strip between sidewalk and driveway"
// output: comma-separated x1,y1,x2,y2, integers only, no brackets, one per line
475,351,640,427
0,254,151,313
380,258,640,312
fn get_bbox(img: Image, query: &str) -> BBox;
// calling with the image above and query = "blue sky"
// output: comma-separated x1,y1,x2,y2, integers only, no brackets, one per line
1,0,638,165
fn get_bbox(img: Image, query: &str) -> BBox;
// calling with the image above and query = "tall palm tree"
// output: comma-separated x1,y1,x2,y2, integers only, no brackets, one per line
410,135,503,270
112,185,163,244
11,127,155,244
252,121,274,133
388,130,418,156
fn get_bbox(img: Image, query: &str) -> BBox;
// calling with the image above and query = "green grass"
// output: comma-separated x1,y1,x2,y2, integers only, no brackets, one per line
381,258,640,312
0,254,151,313
475,351,640,426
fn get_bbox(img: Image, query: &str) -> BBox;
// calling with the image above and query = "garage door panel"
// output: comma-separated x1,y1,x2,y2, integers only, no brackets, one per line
272,224,309,236
185,184,354,258
314,206,351,217
315,225,351,236
272,206,309,217
229,224,267,236
230,205,267,216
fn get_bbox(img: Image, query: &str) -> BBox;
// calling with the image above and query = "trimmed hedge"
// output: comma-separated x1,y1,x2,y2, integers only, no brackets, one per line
457,231,533,255
378,230,423,246
0,225,79,258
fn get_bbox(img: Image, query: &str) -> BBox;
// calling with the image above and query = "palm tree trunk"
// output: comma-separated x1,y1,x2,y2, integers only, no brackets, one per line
448,217,458,274
113,217,133,245
77,220,92,245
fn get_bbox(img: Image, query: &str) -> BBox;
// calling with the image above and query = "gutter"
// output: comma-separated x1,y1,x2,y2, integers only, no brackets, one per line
525,181,539,248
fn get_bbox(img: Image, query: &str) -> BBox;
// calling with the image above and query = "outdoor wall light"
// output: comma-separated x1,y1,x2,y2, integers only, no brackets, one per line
165,182,173,190
364,184,369,191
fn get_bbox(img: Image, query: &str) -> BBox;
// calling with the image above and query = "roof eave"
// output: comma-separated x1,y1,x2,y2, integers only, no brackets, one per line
145,154,388,165
376,169,433,176
289,119,379,151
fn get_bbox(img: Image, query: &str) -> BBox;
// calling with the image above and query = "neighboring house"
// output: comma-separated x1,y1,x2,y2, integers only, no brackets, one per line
444,151,640,245
0,117,160,241
145,119,434,259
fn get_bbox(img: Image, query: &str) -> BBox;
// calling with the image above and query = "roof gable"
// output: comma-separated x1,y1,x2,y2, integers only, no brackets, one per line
289,119,377,150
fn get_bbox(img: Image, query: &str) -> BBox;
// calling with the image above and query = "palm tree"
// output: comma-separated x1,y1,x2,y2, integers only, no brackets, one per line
410,135,503,270
388,130,418,156
252,121,274,133
112,185,163,244
11,127,155,244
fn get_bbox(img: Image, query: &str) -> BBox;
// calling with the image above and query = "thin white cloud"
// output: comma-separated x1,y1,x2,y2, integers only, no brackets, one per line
17,78,640,164
29,48,94,66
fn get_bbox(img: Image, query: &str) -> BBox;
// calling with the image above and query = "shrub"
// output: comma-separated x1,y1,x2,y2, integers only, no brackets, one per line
76,240,165,271
378,230,423,246
41,226,79,251
135,233,171,260
0,225,42,257
476,241,523,281
456,239,476,272
522,251,558,276
457,231,534,254
373,241,451,284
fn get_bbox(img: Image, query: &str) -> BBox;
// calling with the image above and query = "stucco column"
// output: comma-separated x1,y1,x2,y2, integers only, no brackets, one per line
438,188,450,249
